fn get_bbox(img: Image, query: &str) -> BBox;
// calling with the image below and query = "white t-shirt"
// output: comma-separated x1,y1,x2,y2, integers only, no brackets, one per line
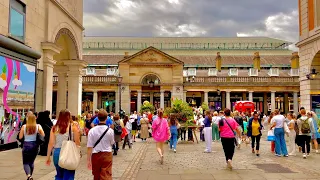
198,117,205,126
271,115,286,128
87,125,115,153
212,116,221,125
52,119,57,126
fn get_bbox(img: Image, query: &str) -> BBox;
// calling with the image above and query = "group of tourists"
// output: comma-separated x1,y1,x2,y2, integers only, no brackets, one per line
15,104,320,179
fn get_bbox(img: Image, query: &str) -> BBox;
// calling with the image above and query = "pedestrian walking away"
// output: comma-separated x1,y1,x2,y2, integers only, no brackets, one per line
204,111,213,153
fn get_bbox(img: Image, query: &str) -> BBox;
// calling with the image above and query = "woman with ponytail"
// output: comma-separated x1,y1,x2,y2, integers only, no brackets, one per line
152,109,170,164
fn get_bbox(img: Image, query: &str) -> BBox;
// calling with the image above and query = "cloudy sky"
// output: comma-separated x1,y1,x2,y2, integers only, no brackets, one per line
83,0,298,46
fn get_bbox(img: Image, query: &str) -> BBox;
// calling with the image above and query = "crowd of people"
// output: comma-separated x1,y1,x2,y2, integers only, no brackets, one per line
14,106,320,179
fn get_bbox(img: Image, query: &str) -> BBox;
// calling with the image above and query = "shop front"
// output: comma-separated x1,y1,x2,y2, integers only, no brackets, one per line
0,35,41,148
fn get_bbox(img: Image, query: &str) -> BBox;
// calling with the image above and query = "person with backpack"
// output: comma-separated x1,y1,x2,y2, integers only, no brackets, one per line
113,115,123,155
297,109,315,159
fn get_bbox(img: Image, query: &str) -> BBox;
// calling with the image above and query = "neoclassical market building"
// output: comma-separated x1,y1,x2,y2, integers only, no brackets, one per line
297,0,320,113
51,37,301,115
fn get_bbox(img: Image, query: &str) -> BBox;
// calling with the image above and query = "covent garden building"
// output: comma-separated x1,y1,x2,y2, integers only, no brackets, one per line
52,37,300,115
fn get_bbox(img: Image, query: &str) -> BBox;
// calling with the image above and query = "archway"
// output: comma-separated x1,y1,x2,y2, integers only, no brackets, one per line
141,74,161,87
310,50,320,112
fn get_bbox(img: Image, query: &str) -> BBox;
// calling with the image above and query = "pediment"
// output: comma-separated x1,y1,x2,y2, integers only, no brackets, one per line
118,46,183,65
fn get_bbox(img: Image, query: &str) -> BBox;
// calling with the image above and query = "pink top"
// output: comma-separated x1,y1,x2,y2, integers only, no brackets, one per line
219,117,238,138
152,117,169,142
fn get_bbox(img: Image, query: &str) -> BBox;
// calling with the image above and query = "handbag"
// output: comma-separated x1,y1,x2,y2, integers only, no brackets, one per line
36,125,45,145
224,119,238,146
267,130,275,141
58,124,81,170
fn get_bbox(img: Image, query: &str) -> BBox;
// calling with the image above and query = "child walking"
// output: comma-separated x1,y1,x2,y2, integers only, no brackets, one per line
169,114,180,153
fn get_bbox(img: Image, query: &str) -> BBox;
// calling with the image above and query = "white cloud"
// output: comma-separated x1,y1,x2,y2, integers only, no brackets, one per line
155,23,207,37
0,79,7,89
237,10,299,51
23,63,35,72
12,79,22,86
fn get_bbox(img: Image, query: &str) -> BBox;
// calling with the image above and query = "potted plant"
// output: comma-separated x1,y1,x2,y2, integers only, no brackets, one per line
140,101,155,114
164,99,195,126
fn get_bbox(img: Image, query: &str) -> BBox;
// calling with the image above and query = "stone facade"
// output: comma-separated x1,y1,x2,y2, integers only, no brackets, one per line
0,0,84,115
297,0,320,111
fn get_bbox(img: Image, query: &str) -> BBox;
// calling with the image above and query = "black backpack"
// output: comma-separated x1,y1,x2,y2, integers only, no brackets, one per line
114,121,122,135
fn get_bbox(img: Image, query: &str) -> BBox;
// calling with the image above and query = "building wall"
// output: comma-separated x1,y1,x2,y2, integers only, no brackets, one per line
0,0,84,112
297,0,320,111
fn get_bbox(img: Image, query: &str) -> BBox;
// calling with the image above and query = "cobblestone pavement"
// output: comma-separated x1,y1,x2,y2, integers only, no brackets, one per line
1,133,320,180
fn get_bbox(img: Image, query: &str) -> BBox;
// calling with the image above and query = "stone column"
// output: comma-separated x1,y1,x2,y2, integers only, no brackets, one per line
41,43,61,113
204,91,209,104
160,90,165,109
183,91,187,102
56,71,67,114
222,92,226,109
150,92,154,105
242,92,247,101
284,93,289,114
249,91,253,102
293,92,299,114
137,90,142,112
271,91,276,112
226,91,231,109
65,60,87,116
93,90,98,111
263,92,268,114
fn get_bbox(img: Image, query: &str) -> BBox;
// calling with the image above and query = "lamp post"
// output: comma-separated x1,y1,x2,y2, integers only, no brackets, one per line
217,89,221,111
118,75,123,115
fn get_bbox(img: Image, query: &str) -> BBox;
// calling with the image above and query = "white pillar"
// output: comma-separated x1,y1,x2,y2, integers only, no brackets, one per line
56,72,67,114
226,91,231,109
293,92,299,114
93,90,98,111
65,60,86,116
183,91,187,102
271,91,276,112
160,90,165,109
249,91,253,102
137,90,142,112
204,91,209,104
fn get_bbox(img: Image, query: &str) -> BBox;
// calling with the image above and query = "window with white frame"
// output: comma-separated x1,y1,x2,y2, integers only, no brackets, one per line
208,68,217,76
248,68,258,76
289,68,299,76
268,68,279,76
228,68,238,76
107,67,117,75
187,68,196,76
86,67,95,75
183,70,188,77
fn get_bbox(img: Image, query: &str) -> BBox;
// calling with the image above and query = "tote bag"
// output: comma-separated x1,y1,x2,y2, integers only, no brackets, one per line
58,124,81,170
267,130,275,141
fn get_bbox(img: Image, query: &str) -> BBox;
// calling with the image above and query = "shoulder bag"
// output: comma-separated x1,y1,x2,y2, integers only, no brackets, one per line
224,119,238,146
58,124,81,170
93,127,110,149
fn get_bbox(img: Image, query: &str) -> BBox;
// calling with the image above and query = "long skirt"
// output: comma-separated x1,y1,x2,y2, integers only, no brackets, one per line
204,127,212,152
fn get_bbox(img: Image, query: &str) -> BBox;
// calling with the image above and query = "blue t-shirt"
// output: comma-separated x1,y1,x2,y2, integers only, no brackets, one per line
93,117,113,127
204,116,211,127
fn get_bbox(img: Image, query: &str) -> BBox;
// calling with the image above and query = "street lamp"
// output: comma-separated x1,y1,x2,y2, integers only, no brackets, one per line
149,80,154,88
306,68,318,80
118,75,123,116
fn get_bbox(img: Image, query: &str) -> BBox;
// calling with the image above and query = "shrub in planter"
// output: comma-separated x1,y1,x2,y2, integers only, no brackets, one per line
140,101,155,114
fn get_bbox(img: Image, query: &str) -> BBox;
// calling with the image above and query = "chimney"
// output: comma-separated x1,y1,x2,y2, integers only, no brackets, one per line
291,52,299,69
253,52,261,71
124,52,129,58
215,52,222,72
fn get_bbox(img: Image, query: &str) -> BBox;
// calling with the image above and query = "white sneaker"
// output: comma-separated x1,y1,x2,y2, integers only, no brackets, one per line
303,154,307,159
316,150,319,154
307,153,310,157
173,149,176,153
